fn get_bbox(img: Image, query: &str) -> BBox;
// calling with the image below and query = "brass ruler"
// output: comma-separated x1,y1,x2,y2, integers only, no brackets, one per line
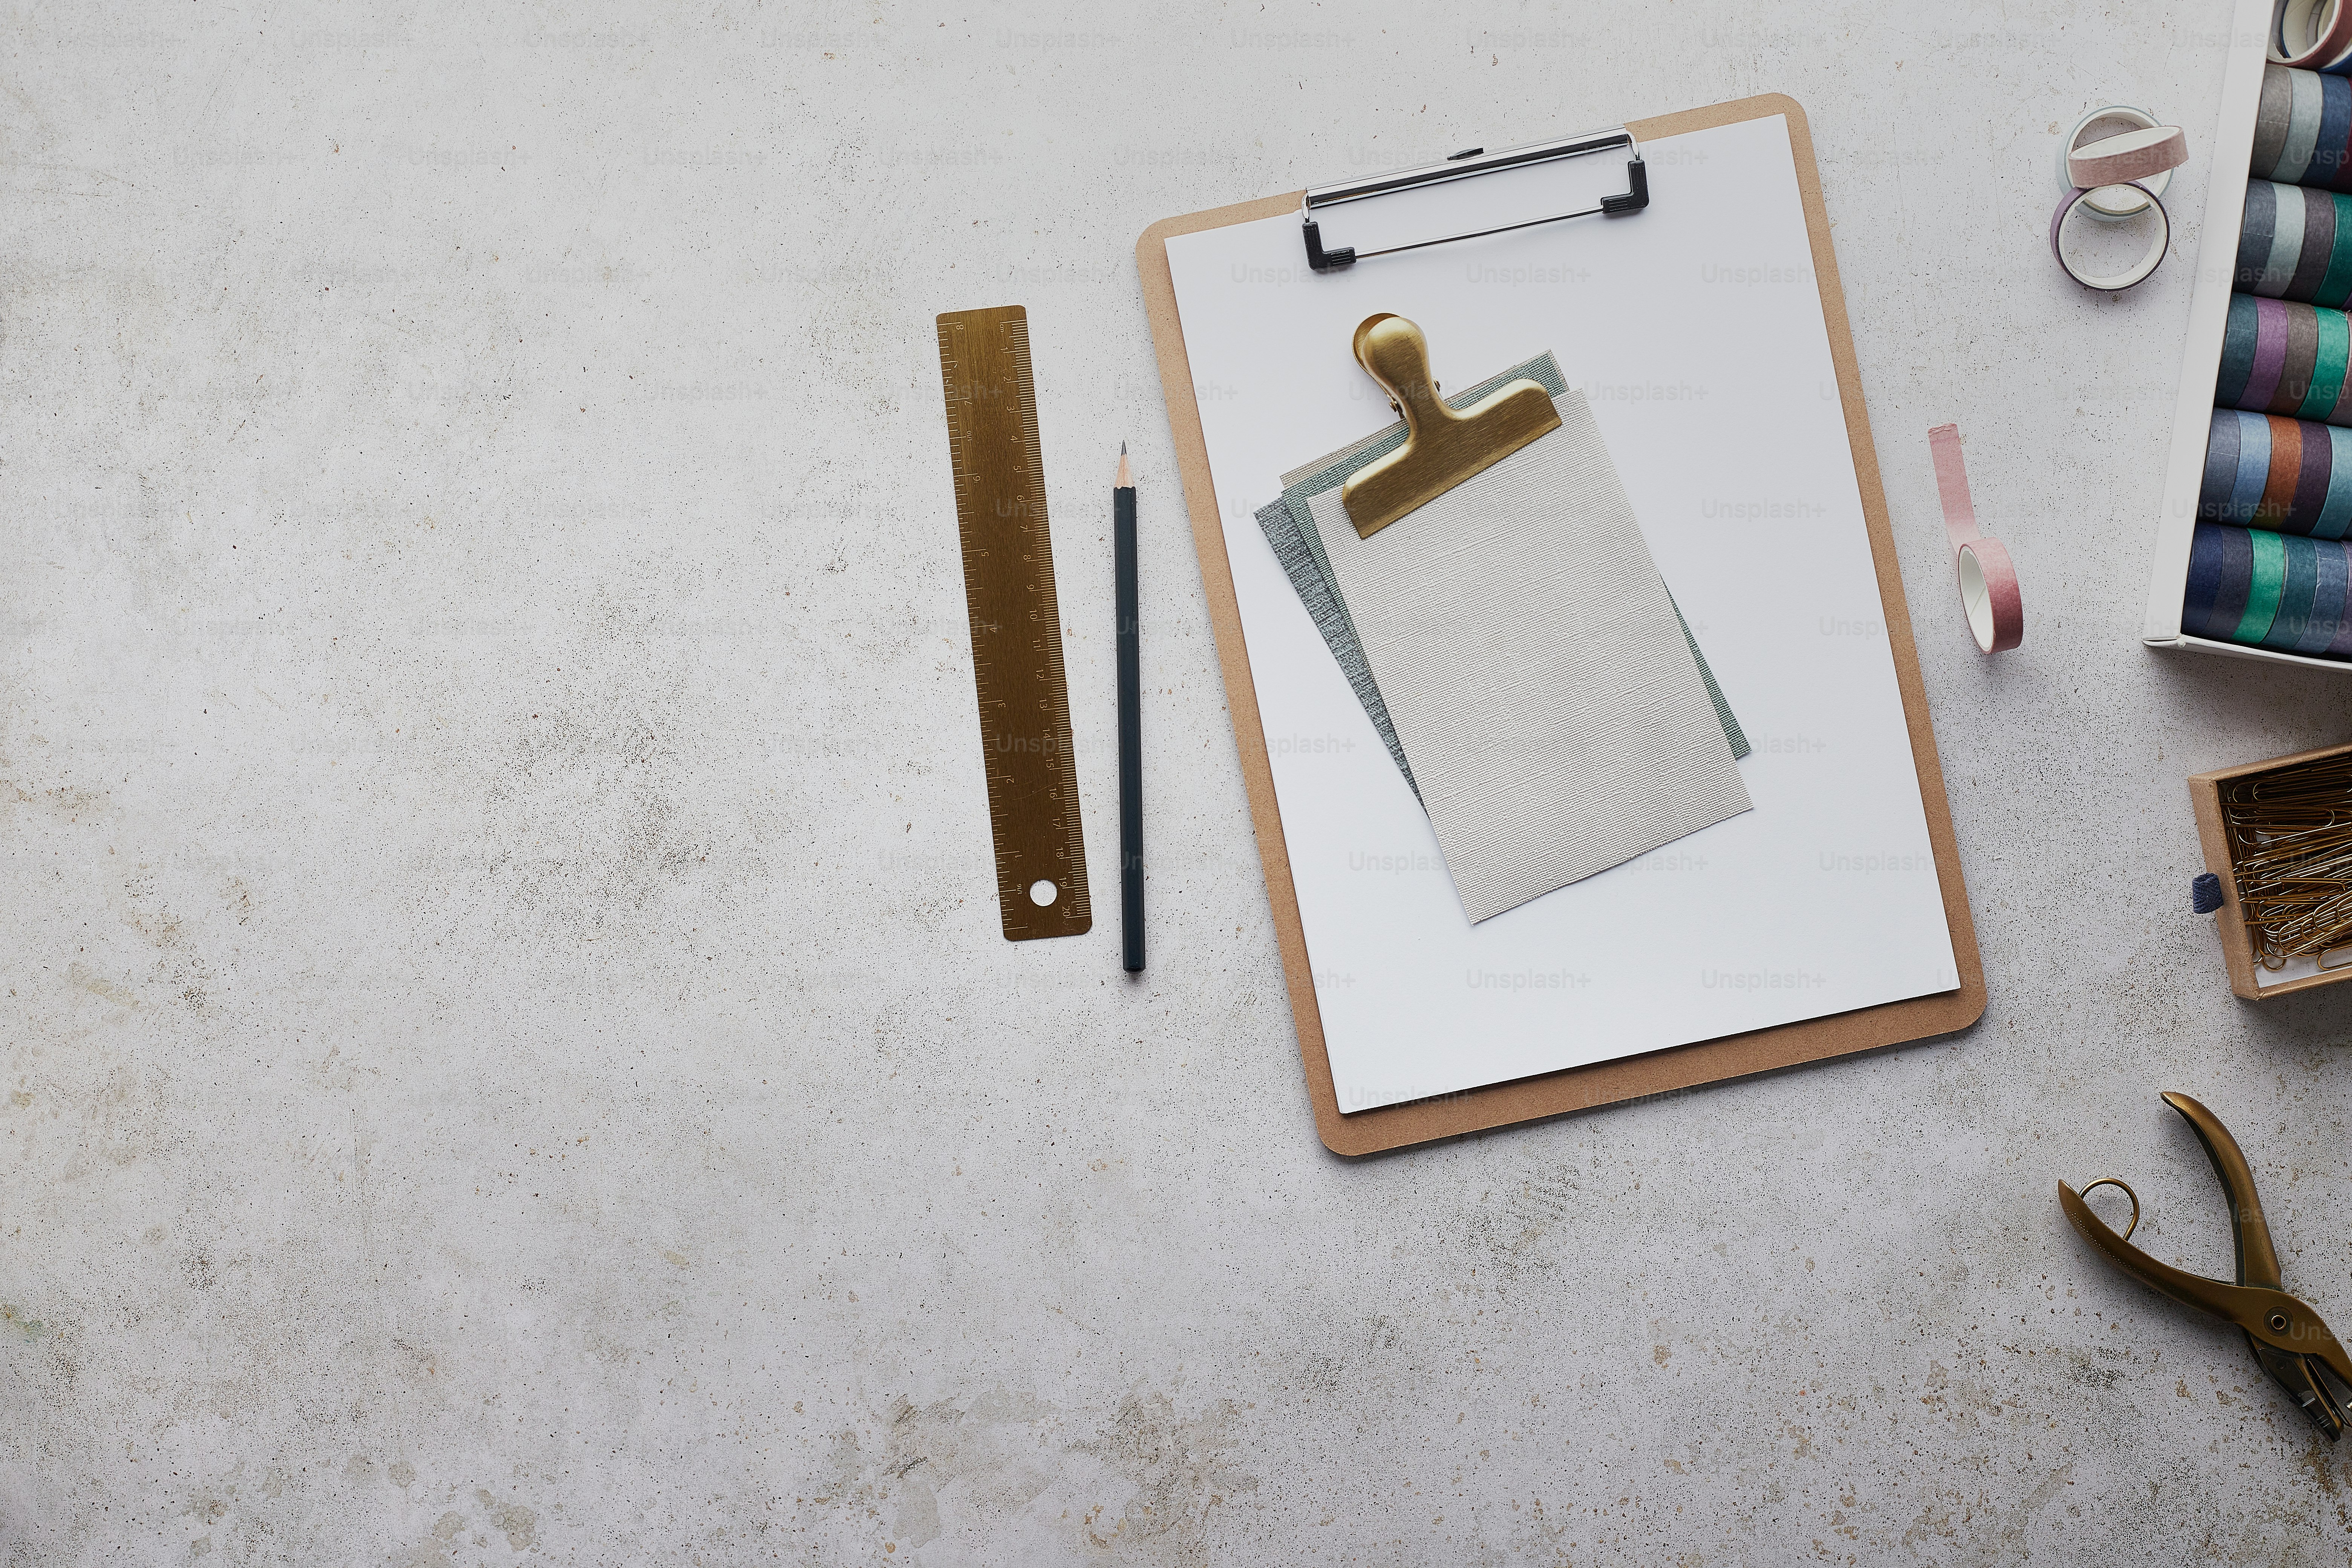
936,305,1091,941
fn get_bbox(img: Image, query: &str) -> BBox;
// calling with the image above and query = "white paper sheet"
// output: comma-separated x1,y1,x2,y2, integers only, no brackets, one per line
1303,399,1751,923
1163,114,1960,1113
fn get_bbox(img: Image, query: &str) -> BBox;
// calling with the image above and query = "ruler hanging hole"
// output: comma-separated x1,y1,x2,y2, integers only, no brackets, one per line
1028,879,1060,906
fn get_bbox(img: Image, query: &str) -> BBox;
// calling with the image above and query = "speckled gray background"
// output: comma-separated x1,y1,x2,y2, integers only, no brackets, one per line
8,1,2352,1563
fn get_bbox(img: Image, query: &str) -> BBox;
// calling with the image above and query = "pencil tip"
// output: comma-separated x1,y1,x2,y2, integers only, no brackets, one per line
1120,441,1127,454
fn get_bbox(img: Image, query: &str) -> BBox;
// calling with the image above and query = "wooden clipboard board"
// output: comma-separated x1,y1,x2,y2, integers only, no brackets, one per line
1136,94,1986,1157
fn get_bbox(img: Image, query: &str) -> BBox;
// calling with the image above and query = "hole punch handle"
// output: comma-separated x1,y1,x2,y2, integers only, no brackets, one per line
2163,1090,2286,1292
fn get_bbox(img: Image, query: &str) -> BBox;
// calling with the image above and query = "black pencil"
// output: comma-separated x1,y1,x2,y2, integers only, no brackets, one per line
1115,443,1144,972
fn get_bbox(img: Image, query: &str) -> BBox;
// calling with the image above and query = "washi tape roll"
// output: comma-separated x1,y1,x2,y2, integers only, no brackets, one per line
2255,64,2352,188
2197,408,2352,536
1926,424,2023,653
2067,125,2190,190
2183,521,2352,656
2236,179,2352,302
2058,106,2174,220
2216,295,2352,423
2046,107,2188,283
2274,0,2352,74
2050,181,2171,290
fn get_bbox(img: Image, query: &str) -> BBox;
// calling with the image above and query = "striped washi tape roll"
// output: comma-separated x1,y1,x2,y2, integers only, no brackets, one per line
2255,63,2352,188
2184,521,2352,656
2197,408,2352,536
2217,295,2352,422
2236,179,2352,301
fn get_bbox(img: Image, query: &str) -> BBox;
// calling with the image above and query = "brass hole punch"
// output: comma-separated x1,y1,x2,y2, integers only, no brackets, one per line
1338,314,1562,540
2060,1092,2352,1441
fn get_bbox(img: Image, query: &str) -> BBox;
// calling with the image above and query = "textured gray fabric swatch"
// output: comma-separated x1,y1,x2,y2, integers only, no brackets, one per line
1254,353,1747,791
1254,492,1421,793
1306,392,1753,923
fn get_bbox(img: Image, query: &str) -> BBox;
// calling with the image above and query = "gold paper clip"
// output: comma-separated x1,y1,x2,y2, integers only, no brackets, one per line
1338,314,1561,540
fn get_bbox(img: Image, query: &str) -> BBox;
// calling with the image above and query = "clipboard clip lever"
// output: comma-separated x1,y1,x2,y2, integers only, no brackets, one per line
1302,128,1648,271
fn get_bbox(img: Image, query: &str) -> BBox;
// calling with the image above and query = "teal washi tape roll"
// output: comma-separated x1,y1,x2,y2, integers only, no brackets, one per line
2265,532,2323,648
2237,527,2288,642
2217,295,2352,422
2237,180,2352,303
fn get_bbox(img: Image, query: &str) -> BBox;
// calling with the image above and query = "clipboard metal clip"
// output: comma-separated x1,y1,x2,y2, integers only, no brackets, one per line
1301,128,1649,271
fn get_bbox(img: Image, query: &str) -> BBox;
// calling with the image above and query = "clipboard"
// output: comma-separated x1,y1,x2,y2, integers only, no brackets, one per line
1137,95,1986,1157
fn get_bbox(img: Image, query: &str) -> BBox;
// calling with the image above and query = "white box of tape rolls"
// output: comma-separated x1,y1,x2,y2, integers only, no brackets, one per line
2144,0,2352,669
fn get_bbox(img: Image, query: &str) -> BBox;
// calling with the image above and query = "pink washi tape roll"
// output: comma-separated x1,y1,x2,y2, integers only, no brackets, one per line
1927,424,2023,654
2057,105,2171,220
2049,116,2188,289
2066,124,2190,188
2274,0,2352,70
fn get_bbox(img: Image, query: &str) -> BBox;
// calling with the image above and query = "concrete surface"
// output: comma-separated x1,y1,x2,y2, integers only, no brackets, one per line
8,1,2352,1562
